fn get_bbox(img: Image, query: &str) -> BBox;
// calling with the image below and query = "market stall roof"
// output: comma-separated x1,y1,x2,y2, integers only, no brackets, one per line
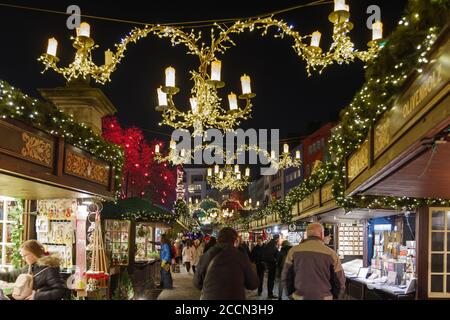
101,197,175,223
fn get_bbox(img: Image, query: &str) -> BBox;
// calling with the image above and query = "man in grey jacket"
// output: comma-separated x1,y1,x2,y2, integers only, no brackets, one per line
193,227,259,300
281,223,346,300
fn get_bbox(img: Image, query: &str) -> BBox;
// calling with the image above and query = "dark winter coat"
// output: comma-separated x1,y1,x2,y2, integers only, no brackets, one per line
250,244,264,264
277,245,292,277
0,255,67,300
262,239,279,265
193,243,259,300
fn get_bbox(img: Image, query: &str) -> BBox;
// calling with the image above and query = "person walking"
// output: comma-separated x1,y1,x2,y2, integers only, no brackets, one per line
158,235,173,289
193,227,258,300
182,240,195,273
192,238,204,274
282,223,346,300
250,236,265,296
237,237,251,258
277,240,292,300
0,240,67,300
262,234,279,299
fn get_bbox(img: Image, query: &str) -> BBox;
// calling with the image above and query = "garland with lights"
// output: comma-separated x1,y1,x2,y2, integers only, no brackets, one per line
174,199,189,219
0,80,124,194
241,0,450,229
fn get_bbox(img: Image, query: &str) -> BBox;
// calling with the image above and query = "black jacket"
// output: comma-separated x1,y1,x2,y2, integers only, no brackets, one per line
262,240,279,265
193,243,259,300
0,255,67,300
277,245,292,276
250,244,264,264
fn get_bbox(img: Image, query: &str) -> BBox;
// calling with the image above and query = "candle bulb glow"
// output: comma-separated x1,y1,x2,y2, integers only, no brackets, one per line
207,168,212,177
219,171,224,179
170,140,176,150
47,38,58,57
228,92,238,110
214,165,219,174
240,74,252,94
334,0,346,11
311,31,322,47
283,144,289,153
104,49,113,65
157,87,168,106
234,165,240,174
77,22,91,37
165,66,175,87
190,97,198,114
155,144,160,153
236,172,241,180
211,60,221,81
372,21,383,41
296,150,301,159
180,149,186,157
245,167,250,177
271,150,276,159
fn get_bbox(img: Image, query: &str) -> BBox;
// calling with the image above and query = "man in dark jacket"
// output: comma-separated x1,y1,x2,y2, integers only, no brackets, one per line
193,227,258,300
277,240,292,300
262,234,279,299
250,236,265,296
282,223,345,300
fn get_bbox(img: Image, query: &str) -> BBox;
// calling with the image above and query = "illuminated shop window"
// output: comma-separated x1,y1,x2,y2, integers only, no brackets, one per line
428,208,450,298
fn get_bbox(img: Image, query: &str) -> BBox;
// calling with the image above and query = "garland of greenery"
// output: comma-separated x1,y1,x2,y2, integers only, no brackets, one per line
241,0,450,230
173,199,189,219
0,80,124,194
10,200,24,269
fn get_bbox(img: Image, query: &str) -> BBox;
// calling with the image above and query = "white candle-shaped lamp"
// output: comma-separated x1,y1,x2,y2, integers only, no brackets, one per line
165,66,175,87
311,31,322,47
195,198,199,204
240,74,252,95
228,92,238,111
189,197,192,203
180,149,186,157
155,144,160,154
214,165,219,174
283,143,289,154
219,171,224,179
249,198,252,205
256,201,260,207
190,97,198,114
334,0,346,11
344,4,350,12
271,150,276,159
105,49,113,65
296,150,301,159
47,38,58,57
234,164,240,174
169,140,176,150
211,60,221,81
157,87,168,106
236,172,241,180
245,167,250,177
207,168,212,177
77,22,91,37
372,21,383,41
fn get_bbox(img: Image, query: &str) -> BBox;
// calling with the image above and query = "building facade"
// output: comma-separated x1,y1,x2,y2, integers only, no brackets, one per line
284,144,304,197
302,122,335,177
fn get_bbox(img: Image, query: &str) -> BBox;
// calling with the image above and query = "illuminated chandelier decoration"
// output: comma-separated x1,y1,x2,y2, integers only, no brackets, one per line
39,0,384,133
154,140,191,165
243,198,260,211
207,164,250,191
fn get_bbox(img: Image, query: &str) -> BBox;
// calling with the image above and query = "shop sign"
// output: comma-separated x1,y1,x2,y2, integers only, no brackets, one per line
374,38,450,158
65,147,110,186
347,139,369,183
0,120,54,167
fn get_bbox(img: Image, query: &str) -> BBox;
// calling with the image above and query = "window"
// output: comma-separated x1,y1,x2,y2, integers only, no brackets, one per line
1,200,22,271
428,208,450,298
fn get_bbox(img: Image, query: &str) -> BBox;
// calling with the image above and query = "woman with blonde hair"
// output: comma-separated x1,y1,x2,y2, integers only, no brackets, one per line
0,240,66,300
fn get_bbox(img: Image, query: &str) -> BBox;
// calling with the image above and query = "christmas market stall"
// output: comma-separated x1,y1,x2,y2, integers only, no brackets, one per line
0,80,123,299
101,197,177,299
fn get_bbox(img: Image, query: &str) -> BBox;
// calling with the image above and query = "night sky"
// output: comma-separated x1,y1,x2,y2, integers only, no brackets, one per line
0,0,408,144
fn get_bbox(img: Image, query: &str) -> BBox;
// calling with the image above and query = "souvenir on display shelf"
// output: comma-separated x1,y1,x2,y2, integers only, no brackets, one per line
135,223,155,262
338,223,364,257
35,199,77,273
104,219,130,266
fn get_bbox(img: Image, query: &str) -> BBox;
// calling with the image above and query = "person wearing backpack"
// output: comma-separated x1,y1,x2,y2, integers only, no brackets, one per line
0,240,66,300
193,227,258,300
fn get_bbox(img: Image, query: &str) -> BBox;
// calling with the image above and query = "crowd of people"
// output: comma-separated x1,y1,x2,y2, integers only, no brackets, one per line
163,222,345,300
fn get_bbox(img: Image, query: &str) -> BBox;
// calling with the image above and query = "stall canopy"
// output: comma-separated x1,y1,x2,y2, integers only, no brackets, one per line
102,197,176,223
